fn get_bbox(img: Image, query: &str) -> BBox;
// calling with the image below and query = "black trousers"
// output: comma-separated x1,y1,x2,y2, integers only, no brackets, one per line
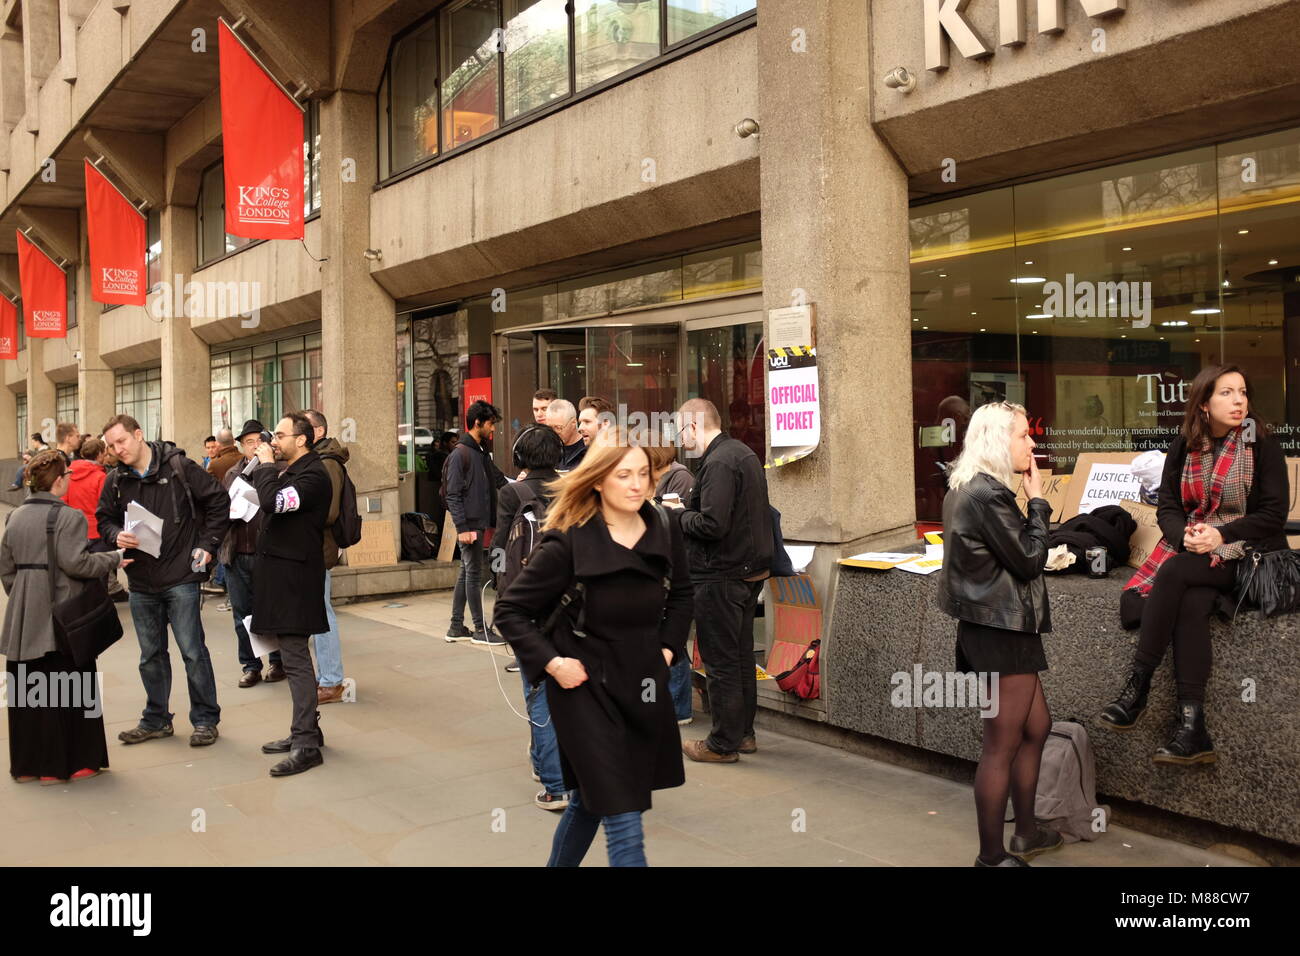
277,634,322,748
1135,551,1237,702
694,579,763,754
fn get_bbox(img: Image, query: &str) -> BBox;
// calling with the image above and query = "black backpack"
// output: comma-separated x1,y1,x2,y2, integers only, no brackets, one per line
399,512,437,561
320,452,362,549
498,482,549,595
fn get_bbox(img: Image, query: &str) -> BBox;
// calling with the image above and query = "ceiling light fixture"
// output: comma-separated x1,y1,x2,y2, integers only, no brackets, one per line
1011,277,1046,284
1121,246,1132,251
1268,259,1279,265
1237,229,1249,235
1189,307,1221,315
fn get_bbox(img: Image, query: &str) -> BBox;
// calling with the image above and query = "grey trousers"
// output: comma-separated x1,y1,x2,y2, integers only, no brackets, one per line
278,634,323,749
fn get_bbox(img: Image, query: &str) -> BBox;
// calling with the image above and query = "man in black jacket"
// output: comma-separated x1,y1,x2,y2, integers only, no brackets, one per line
445,400,508,644
97,414,229,748
670,398,774,763
251,413,333,777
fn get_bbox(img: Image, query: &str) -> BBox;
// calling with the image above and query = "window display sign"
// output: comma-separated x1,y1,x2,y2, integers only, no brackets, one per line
766,346,820,468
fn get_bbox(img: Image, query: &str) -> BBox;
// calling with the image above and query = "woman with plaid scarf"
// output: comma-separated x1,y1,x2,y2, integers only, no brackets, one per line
1100,365,1289,765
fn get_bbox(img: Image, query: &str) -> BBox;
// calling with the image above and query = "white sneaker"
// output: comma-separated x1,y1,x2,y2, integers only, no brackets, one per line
677,716,693,726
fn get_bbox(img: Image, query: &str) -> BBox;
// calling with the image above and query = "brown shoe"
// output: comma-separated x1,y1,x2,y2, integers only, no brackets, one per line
265,663,286,683
682,739,738,763
738,735,757,754
238,670,262,688
317,684,345,705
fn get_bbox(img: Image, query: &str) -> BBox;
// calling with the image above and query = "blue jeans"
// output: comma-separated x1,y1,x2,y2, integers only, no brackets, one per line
520,671,565,795
670,655,693,722
224,554,280,672
312,569,343,687
213,562,226,588
128,582,220,729
546,788,646,867
449,539,485,630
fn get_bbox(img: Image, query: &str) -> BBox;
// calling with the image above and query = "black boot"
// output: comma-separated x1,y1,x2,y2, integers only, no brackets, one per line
1099,666,1154,730
1153,700,1216,765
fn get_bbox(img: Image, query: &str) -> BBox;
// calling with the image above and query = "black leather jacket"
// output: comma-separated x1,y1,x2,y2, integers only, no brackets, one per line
936,472,1052,634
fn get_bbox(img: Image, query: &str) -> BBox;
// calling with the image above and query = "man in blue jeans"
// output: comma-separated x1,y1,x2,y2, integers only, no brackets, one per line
445,400,508,644
305,409,349,705
97,414,229,747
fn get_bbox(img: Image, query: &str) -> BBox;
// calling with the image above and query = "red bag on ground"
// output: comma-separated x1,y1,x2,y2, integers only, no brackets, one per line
775,639,820,700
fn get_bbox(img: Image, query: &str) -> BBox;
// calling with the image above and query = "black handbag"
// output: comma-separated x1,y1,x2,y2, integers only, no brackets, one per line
1233,546,1300,619
39,502,123,667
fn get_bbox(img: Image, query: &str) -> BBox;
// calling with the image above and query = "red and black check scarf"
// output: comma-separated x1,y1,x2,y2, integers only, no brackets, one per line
1125,427,1253,596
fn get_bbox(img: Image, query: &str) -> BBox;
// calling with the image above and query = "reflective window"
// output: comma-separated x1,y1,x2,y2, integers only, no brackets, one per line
504,0,570,120
441,0,500,151
586,325,680,422
210,334,322,435
146,209,162,291
668,0,756,46
115,367,162,441
910,127,1300,522
389,20,440,171
574,0,660,91
304,100,322,216
197,162,253,265
56,384,79,429
16,393,27,454
687,321,765,461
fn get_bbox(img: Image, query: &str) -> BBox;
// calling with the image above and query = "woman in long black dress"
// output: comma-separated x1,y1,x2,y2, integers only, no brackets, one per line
936,402,1062,866
494,433,693,866
1,450,126,784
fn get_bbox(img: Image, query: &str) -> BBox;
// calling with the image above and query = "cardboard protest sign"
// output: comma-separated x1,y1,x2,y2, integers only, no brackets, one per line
1015,471,1072,522
1116,499,1163,570
1060,453,1146,519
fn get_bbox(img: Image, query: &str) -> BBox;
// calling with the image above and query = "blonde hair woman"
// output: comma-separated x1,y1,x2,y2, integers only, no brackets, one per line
494,434,693,866
936,402,1062,866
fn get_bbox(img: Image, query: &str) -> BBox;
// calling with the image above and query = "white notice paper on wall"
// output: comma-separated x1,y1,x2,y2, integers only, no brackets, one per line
1077,462,1144,514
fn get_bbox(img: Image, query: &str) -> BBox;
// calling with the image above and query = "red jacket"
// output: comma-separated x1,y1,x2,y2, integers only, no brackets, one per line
65,459,107,540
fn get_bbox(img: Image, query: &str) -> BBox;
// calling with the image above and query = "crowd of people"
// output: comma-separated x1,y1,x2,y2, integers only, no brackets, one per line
0,361,1285,868
1,410,355,784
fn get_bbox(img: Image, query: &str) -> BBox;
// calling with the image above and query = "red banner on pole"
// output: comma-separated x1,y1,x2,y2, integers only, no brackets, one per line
218,19,304,240
16,231,67,338
85,159,147,305
0,297,18,359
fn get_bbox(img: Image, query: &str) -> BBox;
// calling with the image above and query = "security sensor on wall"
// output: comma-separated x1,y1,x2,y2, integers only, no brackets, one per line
883,67,916,93
363,248,382,261
734,118,759,139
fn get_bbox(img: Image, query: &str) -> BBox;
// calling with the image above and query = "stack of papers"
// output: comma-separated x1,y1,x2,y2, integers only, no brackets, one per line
241,615,280,657
228,476,261,523
838,549,943,574
123,501,164,558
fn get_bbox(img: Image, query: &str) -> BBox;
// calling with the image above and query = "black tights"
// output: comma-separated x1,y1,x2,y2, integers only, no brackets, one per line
974,673,1051,863
1134,551,1236,702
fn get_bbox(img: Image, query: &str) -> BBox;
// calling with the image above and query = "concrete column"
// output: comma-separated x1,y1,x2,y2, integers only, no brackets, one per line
158,203,210,450
0,387,16,456
757,0,915,549
76,208,113,433
319,90,398,513
26,339,56,443
21,0,59,134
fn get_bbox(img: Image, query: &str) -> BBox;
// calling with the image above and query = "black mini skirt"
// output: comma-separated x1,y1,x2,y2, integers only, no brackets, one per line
955,620,1048,676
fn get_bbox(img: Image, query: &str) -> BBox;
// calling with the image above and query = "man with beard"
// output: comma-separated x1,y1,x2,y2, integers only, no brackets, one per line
251,413,332,776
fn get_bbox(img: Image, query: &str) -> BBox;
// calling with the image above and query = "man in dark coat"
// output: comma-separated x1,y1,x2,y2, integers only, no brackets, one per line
671,398,774,763
97,414,229,748
250,412,332,777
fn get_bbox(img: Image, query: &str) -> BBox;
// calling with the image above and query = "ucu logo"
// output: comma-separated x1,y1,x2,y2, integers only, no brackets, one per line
770,354,790,369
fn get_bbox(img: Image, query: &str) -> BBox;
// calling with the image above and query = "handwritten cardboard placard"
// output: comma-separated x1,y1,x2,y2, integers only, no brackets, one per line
1060,453,1146,520
348,519,397,568
1015,471,1072,522
1116,499,1163,570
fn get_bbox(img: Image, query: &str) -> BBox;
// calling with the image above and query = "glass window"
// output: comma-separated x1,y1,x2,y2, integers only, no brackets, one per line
441,0,501,151
389,19,440,171
211,334,324,434
910,127,1300,523
557,258,682,319
56,384,79,429
683,241,762,298
503,0,570,120
687,321,765,460
574,0,660,92
115,368,162,441
585,325,679,421
66,271,77,330
16,393,27,454
668,0,756,45
304,100,322,216
197,162,253,265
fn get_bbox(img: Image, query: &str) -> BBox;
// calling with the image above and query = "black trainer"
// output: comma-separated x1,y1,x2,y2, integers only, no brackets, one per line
1153,700,1216,765
471,626,508,646
1099,666,1154,730
975,853,1030,867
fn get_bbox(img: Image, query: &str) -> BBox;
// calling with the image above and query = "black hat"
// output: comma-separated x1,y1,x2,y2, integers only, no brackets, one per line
236,419,264,441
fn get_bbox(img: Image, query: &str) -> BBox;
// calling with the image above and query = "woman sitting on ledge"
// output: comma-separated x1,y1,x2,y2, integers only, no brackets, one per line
1101,364,1288,765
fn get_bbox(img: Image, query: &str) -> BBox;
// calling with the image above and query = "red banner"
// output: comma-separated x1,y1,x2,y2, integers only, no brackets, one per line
84,160,147,305
16,231,67,338
0,297,17,359
218,20,304,240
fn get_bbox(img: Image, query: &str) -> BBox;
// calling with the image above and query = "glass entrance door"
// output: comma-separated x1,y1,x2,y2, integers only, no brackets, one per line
686,318,766,461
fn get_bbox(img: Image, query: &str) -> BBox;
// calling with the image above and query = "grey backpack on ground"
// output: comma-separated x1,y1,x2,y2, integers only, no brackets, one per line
1008,719,1109,843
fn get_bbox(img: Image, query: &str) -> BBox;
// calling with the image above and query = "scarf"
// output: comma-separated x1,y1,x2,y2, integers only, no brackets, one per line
1124,427,1253,596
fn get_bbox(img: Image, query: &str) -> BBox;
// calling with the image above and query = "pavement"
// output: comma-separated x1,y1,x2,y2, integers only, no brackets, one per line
0,555,1252,867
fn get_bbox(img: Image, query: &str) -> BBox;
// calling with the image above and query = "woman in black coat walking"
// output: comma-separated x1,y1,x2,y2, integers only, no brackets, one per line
1102,365,1288,764
494,433,693,867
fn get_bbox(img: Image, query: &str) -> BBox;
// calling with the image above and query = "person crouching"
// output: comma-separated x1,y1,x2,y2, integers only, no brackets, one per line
250,413,333,777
